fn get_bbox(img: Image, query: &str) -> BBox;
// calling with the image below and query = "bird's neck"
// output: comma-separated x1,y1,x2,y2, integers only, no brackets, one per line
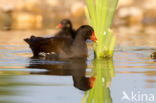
73,34,85,45
65,30,88,58
71,34,87,56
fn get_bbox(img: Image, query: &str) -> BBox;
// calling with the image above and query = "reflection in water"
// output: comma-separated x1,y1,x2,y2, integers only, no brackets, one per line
27,58,92,91
82,58,115,103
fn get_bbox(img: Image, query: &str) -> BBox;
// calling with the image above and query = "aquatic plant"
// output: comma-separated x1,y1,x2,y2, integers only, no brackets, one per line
82,58,115,103
85,0,118,58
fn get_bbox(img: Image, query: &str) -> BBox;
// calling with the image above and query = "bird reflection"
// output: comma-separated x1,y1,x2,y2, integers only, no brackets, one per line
27,58,93,91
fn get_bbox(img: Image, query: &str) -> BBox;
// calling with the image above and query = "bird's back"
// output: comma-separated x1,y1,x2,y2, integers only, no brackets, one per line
24,36,73,58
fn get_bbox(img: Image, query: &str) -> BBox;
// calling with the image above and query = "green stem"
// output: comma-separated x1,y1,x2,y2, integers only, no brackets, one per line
85,0,118,58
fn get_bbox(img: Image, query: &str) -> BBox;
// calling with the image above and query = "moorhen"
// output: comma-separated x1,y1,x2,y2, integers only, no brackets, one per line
55,19,76,39
24,25,96,59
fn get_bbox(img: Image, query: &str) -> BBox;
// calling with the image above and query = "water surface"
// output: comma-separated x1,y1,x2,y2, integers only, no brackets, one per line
0,31,156,103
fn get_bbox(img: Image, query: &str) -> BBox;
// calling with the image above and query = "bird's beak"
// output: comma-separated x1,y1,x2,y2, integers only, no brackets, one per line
90,32,97,42
56,24,63,28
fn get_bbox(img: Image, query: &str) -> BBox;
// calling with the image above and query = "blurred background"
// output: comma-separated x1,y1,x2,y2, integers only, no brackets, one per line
0,0,156,47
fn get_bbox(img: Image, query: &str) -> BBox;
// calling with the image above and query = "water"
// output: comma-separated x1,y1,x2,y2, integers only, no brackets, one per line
0,31,156,103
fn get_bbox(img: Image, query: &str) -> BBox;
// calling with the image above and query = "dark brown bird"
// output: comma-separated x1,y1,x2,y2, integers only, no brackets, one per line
55,19,76,39
24,25,95,59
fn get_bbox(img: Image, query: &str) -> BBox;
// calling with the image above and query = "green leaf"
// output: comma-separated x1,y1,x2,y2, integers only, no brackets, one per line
85,0,118,58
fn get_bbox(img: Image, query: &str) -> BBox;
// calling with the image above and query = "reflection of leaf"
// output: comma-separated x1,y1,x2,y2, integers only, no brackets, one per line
82,58,115,103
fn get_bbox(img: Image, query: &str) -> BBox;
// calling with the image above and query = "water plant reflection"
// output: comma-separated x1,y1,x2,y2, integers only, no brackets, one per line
82,58,115,103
